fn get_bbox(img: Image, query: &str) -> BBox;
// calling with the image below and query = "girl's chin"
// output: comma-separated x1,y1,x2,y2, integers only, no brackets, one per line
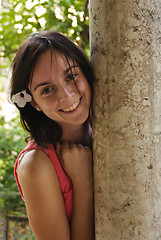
58,114,89,127
72,114,89,125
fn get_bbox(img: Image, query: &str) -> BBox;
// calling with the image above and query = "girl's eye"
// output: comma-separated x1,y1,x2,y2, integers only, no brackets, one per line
67,73,78,82
41,87,55,95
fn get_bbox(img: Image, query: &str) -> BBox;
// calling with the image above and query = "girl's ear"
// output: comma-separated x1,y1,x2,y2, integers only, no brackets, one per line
30,99,41,111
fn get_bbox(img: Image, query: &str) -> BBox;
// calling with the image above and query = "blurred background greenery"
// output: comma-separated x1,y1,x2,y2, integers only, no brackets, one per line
0,0,89,226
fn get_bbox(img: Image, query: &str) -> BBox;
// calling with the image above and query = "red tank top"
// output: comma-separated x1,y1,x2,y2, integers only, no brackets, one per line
14,140,73,222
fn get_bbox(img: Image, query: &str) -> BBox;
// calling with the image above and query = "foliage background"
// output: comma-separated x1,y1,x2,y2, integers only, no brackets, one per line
0,0,89,63
0,0,89,217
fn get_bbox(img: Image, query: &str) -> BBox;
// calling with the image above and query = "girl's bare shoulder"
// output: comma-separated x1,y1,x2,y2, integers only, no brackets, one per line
17,148,57,184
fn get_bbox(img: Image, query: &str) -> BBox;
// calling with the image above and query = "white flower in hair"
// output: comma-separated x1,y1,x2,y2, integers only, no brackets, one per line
12,90,32,108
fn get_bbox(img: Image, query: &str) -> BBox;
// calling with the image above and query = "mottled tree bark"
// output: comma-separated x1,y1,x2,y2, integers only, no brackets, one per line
89,0,161,239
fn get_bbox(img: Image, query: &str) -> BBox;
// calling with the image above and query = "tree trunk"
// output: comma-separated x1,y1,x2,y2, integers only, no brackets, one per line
89,0,161,239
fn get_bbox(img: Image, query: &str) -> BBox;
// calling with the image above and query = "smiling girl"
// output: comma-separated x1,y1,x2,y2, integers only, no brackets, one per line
10,31,94,240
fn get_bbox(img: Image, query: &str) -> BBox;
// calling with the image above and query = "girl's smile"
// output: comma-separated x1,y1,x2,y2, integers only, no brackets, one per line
29,49,91,129
60,97,81,113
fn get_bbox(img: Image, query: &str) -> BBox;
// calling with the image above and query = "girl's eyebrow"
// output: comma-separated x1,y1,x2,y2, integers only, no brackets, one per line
34,81,50,92
63,65,79,74
34,65,79,92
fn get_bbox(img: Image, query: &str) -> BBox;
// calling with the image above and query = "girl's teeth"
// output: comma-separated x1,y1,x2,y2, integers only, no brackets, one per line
62,99,80,112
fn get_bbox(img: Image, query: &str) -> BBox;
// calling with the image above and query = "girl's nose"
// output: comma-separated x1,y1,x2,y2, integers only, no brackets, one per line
58,85,75,103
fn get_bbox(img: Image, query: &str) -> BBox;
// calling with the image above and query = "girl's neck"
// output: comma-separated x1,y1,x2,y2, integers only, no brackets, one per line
60,120,92,147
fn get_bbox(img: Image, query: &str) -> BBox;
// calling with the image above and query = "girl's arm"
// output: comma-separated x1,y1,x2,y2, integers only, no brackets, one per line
56,141,94,240
18,149,71,240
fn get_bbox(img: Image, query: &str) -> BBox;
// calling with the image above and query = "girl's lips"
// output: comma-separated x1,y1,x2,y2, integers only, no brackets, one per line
59,97,81,113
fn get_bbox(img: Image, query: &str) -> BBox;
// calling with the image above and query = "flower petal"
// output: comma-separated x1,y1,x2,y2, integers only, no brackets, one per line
18,99,26,108
25,93,32,102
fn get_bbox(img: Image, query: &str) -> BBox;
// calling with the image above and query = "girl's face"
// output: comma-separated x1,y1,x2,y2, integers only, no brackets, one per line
29,49,91,128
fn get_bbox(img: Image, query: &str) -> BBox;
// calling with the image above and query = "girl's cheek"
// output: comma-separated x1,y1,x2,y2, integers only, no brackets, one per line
38,99,57,111
77,79,88,90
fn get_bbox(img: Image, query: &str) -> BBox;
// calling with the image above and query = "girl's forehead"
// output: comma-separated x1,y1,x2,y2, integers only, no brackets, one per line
33,50,72,75
37,49,75,70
